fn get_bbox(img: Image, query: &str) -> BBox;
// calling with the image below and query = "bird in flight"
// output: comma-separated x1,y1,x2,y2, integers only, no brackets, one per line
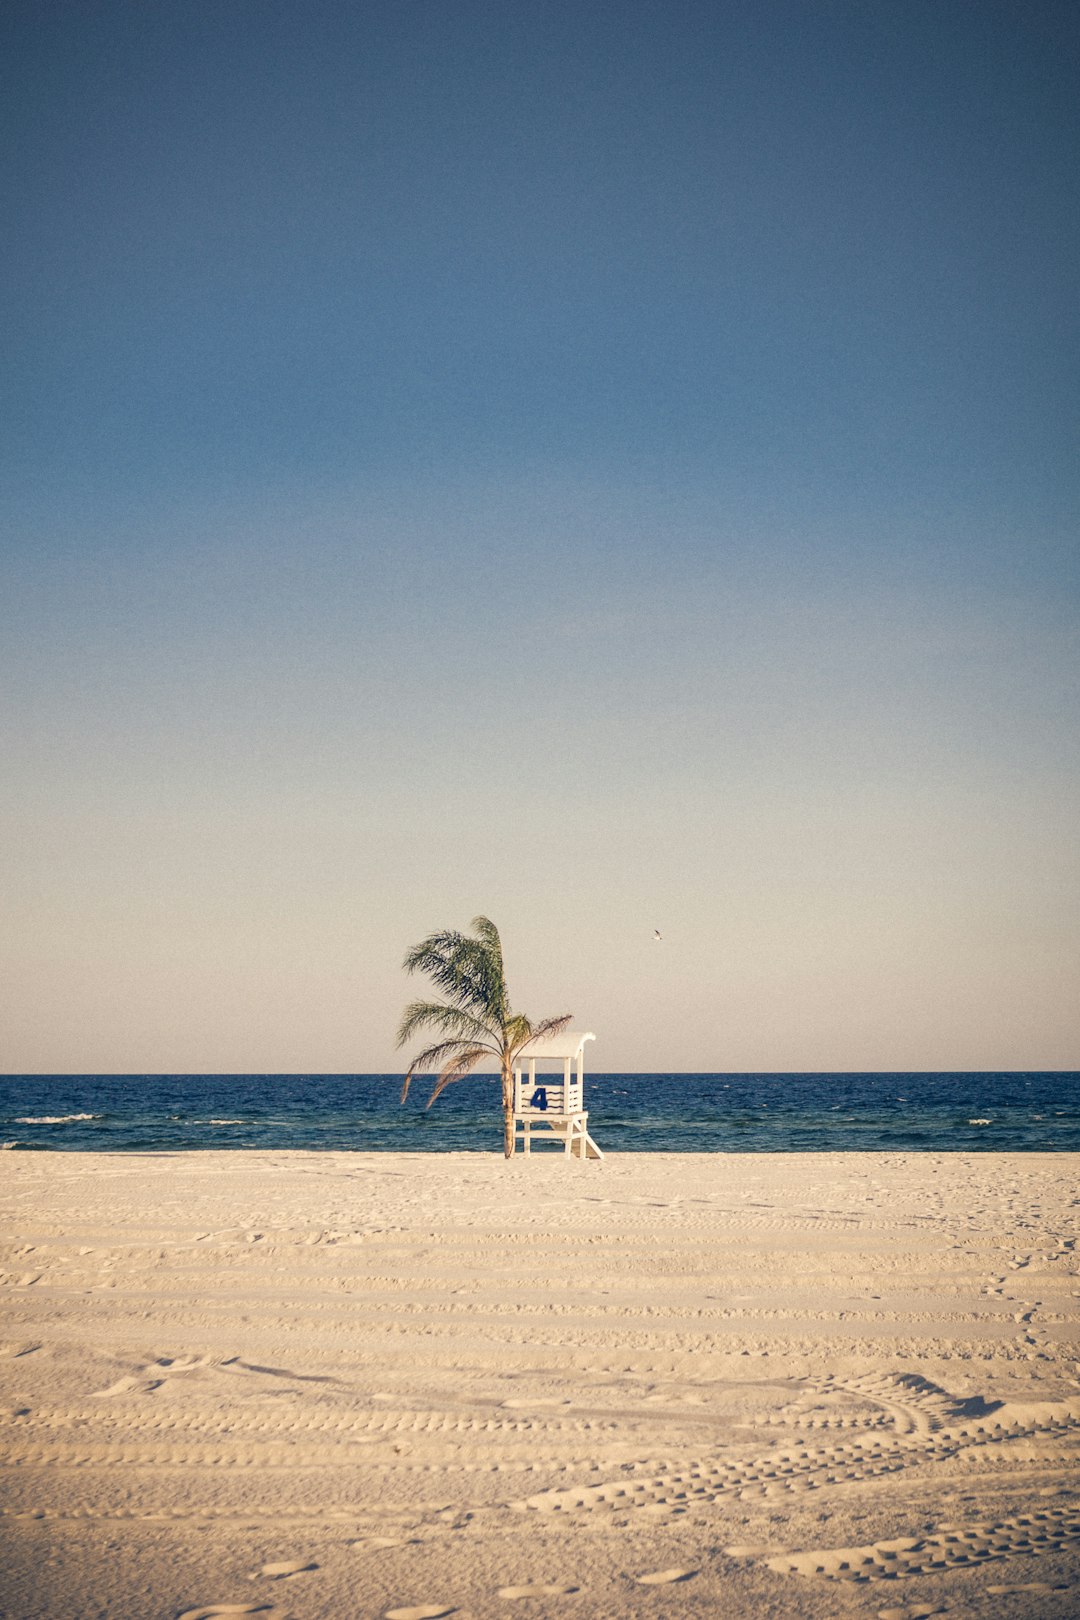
653,929,663,942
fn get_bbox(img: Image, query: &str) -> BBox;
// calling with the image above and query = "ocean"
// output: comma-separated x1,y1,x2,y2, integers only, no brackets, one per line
1,1071,1076,1153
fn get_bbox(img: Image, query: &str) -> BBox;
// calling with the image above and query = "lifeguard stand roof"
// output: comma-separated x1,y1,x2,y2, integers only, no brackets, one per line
519,1031,595,1061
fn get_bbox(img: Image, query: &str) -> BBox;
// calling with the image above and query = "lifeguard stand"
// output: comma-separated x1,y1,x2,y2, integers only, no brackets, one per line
513,1031,603,1159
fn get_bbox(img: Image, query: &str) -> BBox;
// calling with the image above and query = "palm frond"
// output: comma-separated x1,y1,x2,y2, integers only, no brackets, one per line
396,999,497,1049
470,916,507,1020
400,1035,497,1102
402,926,507,1022
401,929,468,977
401,934,474,1005
504,1012,533,1051
508,1011,572,1059
426,1045,489,1107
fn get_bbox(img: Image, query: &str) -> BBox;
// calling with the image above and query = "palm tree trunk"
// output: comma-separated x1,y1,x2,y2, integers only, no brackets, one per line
501,1055,514,1158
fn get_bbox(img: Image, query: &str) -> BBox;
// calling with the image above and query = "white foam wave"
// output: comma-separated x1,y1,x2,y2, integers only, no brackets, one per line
14,1113,101,1124
968,1118,993,1125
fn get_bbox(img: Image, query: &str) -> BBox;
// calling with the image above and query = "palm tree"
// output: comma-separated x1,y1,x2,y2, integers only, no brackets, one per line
398,916,571,1158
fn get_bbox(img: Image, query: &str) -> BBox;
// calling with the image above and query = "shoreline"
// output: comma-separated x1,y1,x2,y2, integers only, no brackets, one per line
2,1150,1078,1617
4,1145,1080,1155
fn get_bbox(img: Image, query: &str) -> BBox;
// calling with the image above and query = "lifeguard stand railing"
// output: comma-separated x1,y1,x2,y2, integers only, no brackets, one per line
512,1031,602,1159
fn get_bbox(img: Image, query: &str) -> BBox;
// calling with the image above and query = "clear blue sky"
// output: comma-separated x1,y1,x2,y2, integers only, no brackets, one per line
3,1,1078,1071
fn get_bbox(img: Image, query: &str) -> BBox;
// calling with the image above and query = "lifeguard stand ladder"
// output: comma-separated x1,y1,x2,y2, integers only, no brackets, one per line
513,1031,603,1159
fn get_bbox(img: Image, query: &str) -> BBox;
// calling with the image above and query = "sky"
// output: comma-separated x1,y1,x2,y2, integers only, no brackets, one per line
2,0,1078,1073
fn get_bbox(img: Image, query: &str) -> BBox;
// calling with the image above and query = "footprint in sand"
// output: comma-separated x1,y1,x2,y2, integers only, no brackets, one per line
636,1568,697,1585
257,1560,317,1580
497,1584,579,1599
385,1607,455,1619
92,1375,158,1397
770,1503,1080,1582
178,1607,291,1620
986,1585,1071,1597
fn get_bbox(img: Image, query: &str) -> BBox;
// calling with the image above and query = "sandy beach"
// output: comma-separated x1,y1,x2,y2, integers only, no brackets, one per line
1,1150,1078,1620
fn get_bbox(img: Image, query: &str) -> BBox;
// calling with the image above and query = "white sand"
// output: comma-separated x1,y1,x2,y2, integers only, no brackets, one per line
1,1150,1078,1620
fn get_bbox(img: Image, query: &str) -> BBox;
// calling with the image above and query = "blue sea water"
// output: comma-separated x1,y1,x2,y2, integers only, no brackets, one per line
0,1072,1076,1153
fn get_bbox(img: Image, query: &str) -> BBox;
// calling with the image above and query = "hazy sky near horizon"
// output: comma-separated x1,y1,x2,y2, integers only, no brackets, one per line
2,0,1078,1073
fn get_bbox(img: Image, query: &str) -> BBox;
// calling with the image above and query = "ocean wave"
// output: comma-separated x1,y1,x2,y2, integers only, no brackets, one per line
14,1113,101,1124
968,1118,993,1125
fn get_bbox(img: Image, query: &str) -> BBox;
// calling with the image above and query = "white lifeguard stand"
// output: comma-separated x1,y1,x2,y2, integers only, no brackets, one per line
512,1030,603,1159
